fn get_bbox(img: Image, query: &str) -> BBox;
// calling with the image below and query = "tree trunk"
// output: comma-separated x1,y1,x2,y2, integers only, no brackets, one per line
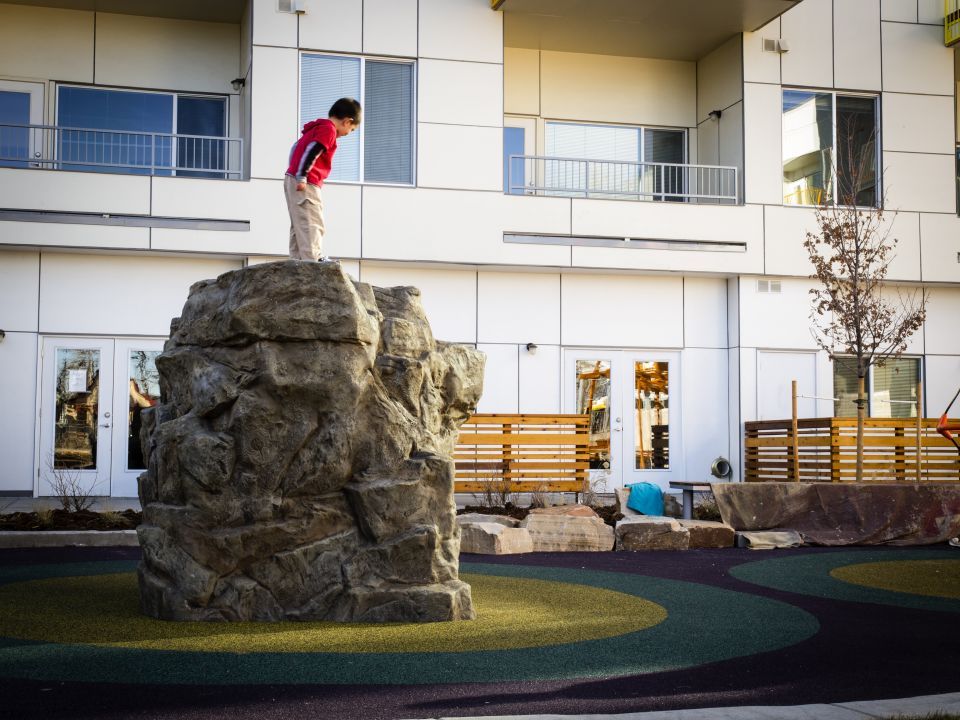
856,374,866,483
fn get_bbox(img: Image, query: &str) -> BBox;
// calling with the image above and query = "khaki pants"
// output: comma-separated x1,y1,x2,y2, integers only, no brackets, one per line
284,175,325,260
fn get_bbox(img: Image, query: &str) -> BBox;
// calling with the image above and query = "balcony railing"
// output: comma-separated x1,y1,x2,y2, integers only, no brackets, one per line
0,123,243,179
507,155,740,204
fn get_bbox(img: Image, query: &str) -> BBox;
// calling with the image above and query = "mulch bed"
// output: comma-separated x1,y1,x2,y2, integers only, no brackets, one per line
0,509,141,532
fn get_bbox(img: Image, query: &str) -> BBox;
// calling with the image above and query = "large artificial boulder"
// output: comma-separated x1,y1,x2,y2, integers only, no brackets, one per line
520,505,614,551
713,482,960,546
137,261,484,622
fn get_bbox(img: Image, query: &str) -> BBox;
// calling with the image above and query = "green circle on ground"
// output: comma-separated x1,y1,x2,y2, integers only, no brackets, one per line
831,560,960,600
0,560,819,685
0,572,666,653
731,549,960,613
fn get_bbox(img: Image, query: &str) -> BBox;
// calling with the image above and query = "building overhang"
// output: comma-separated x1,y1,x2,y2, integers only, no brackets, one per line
494,0,802,60
1,0,245,24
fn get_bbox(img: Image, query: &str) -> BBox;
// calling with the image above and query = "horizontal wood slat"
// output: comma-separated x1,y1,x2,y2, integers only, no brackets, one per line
745,416,960,483
455,413,591,494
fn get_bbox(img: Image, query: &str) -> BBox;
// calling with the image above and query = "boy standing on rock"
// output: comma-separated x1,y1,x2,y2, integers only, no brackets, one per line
284,97,361,261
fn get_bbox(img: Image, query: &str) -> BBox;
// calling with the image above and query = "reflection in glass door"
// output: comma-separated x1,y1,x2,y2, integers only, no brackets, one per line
0,80,44,169
565,350,681,491
111,340,164,497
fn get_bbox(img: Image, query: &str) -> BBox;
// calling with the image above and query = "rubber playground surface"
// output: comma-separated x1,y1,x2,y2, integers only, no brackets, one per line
0,544,957,719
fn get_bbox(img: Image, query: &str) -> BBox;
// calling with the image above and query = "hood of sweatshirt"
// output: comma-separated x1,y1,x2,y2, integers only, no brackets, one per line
302,119,327,133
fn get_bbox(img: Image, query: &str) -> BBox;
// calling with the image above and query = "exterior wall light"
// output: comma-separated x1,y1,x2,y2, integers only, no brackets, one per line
525,343,538,355
0,329,5,342
231,78,246,92
708,109,722,121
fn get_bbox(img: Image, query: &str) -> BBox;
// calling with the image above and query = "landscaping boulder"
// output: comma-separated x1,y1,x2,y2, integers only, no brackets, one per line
615,516,689,551
138,261,484,622
456,513,520,528
521,505,614,552
459,522,534,554
679,519,735,549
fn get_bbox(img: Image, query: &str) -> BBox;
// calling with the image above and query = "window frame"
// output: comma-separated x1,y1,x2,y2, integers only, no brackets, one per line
832,355,924,418
781,88,882,209
54,83,230,177
298,51,417,188
543,119,688,166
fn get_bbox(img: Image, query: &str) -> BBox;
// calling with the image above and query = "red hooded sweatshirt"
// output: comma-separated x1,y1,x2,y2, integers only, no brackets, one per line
286,119,338,187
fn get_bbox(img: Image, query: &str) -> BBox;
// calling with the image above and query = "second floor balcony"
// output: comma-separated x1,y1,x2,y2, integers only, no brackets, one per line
0,122,243,180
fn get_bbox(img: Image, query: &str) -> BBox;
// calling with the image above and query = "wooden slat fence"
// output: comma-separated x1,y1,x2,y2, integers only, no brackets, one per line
745,417,960,483
454,413,590,493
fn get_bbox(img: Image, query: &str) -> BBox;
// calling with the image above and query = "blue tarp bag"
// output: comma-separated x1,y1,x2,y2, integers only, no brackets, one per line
625,482,663,516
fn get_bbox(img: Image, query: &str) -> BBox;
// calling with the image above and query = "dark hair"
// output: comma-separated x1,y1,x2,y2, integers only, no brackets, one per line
329,97,362,124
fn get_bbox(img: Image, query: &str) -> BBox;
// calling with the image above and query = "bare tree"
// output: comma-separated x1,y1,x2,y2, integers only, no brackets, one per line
804,129,927,482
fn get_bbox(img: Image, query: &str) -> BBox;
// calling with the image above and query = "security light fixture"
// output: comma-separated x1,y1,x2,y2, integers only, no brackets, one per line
525,343,538,355
0,329,5,342
231,77,246,92
708,109,722,121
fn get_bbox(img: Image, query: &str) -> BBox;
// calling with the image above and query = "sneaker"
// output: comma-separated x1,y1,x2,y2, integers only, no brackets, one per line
319,256,338,263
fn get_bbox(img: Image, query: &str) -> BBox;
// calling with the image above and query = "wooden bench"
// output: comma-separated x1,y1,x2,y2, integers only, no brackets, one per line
454,413,591,494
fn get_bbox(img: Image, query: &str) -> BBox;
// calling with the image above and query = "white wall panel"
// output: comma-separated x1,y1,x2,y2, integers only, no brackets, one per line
560,274,683,348
361,187,571,265
681,348,729,481
882,93,956,154
319,183,361,258
834,0,881,91
519,344,560,413
0,331,37,492
882,22,955,95
504,47,540,116
925,355,960,420
250,46,298,179
418,60,502,127
684,278,728,349
739,276,819,349
884,152,957,214
38,254,240,336
477,272,560,345
743,18,781,84
0,251,39,332
251,0,297,47
0,222,149,251
697,36,742,123
95,14,239,94
419,0,502,64
540,51,696,128
780,0,834,88
743,82,783,205
918,0,947,24
739,347,758,423
924,288,960,355
363,0,417,57
417,123,503,191
727,345,742,480
299,0,362,53
0,5,93,83
475,344,518,413
357,264,477,343
756,350,818,419
150,228,278,256
920,213,960,283
698,117,720,166
719,101,744,174
0,169,149,215
881,0,916,22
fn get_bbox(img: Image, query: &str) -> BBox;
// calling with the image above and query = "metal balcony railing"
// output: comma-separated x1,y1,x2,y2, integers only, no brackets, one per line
0,123,243,179
507,154,740,204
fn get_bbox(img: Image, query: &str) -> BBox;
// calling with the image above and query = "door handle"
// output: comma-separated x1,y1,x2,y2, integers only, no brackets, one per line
99,423,111,428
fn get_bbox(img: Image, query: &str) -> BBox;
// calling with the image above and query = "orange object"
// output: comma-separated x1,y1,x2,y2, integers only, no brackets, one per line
938,388,960,453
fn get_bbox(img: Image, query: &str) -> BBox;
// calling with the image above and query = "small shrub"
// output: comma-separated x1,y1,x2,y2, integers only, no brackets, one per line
47,463,100,513
528,483,550,509
473,476,515,509
34,506,54,528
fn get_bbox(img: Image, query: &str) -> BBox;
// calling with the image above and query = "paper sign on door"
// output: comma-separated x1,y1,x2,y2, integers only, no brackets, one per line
68,369,87,393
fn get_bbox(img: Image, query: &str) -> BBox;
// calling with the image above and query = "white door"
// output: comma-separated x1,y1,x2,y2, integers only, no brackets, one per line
564,350,682,492
38,337,164,498
503,115,536,194
757,351,817,421
0,80,44,168
111,340,165,497
38,338,115,498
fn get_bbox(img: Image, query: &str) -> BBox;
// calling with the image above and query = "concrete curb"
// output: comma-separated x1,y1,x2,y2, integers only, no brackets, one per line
429,691,960,720
0,529,139,548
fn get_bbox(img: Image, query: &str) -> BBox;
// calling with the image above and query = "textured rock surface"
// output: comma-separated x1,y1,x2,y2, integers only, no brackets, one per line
713,482,960,546
678,519,735,549
137,261,484,622
735,530,803,549
459,522,534,554
456,513,520,528
521,505,614,552
615,517,688,551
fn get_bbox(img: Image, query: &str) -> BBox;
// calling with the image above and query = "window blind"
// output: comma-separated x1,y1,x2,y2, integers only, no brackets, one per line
300,54,360,182
872,358,919,419
364,60,413,184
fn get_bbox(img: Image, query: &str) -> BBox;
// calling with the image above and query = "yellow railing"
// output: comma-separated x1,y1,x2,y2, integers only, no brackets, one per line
947,0,960,46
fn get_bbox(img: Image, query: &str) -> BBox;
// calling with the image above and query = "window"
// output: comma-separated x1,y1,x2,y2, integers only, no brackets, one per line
503,126,525,194
543,121,686,200
833,357,922,418
300,53,415,185
56,86,228,177
782,90,879,207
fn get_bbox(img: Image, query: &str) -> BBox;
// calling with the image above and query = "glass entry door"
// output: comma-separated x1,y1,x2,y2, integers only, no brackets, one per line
38,337,164,498
0,80,44,168
564,350,681,491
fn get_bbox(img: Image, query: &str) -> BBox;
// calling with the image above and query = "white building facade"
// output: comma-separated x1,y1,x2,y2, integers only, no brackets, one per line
0,0,958,499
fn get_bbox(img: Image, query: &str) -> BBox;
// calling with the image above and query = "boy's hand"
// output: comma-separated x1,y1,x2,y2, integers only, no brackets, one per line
296,181,306,191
